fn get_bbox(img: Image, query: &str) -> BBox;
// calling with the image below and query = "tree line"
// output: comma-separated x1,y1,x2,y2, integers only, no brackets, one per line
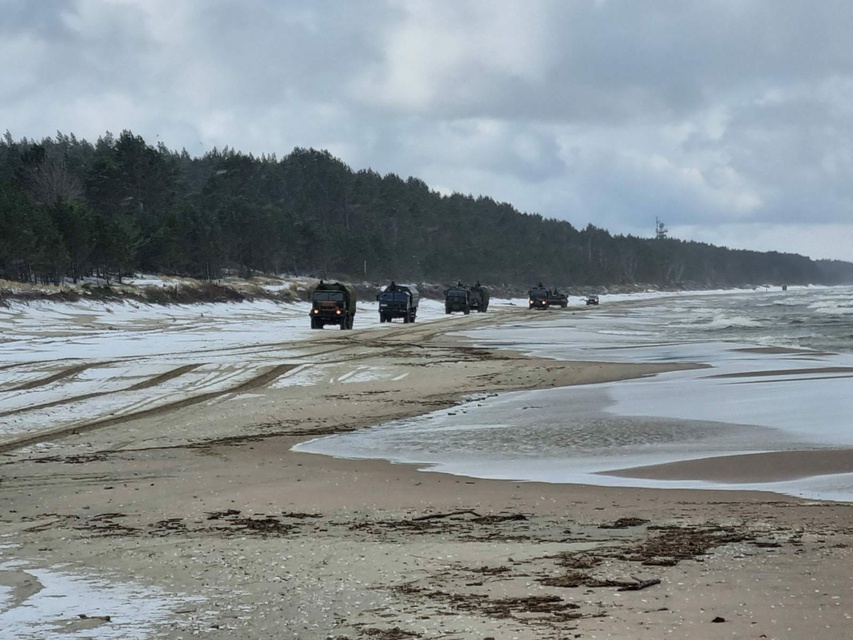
2,130,851,289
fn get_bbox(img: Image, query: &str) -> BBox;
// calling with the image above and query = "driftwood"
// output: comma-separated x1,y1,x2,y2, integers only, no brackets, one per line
617,577,661,591
411,509,482,521
78,614,112,622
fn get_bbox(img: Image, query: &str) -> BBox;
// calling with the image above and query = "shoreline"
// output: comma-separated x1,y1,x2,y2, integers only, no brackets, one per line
2,305,853,638
602,448,853,484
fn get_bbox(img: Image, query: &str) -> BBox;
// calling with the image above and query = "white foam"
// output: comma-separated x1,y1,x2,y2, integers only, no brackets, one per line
0,562,202,639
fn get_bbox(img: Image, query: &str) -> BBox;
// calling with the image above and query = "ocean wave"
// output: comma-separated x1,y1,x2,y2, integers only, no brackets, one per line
703,313,764,330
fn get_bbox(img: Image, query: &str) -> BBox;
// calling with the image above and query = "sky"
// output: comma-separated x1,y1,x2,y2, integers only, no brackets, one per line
3,0,853,263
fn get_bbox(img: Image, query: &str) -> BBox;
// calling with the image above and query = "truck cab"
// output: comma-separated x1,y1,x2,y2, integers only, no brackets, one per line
469,283,490,312
378,283,419,323
445,286,470,314
310,282,356,329
528,287,549,310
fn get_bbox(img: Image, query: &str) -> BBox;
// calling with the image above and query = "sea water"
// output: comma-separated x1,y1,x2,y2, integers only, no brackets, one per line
295,286,853,501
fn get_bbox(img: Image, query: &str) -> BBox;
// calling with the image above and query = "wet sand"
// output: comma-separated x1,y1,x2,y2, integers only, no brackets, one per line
2,306,852,639
605,448,853,483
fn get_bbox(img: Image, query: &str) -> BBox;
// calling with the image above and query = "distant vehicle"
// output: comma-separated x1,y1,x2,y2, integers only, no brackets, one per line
445,283,470,314
529,285,549,310
468,281,490,313
378,282,420,323
547,288,568,308
585,295,599,306
310,281,356,330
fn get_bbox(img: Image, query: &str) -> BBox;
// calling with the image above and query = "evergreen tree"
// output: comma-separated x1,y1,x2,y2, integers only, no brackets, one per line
0,131,851,288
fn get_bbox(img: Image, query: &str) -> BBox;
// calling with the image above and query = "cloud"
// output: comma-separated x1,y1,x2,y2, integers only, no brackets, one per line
3,0,853,261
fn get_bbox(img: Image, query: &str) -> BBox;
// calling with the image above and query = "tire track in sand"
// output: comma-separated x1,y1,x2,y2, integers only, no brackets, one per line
0,363,296,454
0,364,203,419
6,363,93,391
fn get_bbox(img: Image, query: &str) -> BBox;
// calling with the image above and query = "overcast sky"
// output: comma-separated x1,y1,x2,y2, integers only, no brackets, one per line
3,1,853,262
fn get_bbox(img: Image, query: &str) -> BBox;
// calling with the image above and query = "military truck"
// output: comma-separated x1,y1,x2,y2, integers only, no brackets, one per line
310,281,356,330
445,283,470,314
528,285,549,310
378,282,420,323
469,282,490,312
547,288,568,308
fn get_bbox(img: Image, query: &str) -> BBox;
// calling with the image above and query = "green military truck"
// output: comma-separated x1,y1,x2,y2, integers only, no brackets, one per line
468,282,490,312
310,281,356,330
378,282,420,323
528,285,549,310
445,283,470,314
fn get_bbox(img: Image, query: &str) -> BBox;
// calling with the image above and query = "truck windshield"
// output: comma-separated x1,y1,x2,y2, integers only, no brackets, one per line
313,291,344,302
380,292,409,302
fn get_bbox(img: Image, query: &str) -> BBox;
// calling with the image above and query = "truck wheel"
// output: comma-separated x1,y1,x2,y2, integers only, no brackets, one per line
310,318,320,329
445,307,451,314
347,316,354,329
463,307,470,315
410,313,416,323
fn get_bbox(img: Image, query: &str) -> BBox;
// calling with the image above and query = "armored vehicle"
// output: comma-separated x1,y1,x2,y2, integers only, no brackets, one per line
469,282,490,312
445,283,470,314
378,282,420,323
585,294,599,306
547,288,568,308
310,281,356,330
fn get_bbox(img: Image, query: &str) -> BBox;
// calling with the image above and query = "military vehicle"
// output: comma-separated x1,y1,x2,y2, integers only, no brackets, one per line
528,285,549,310
378,282,420,323
468,282,490,312
547,288,568,308
445,283,471,314
310,281,356,329
585,294,599,306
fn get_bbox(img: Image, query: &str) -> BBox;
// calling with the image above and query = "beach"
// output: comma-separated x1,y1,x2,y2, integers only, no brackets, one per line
2,296,852,638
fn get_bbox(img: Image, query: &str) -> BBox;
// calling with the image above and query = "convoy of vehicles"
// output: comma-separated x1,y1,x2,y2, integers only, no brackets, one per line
378,282,420,323
309,281,356,330
309,278,591,329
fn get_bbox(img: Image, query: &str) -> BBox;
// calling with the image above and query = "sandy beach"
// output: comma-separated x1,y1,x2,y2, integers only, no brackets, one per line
2,302,852,639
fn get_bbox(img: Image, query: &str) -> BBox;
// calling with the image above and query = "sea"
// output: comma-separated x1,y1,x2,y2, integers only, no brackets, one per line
295,285,853,502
